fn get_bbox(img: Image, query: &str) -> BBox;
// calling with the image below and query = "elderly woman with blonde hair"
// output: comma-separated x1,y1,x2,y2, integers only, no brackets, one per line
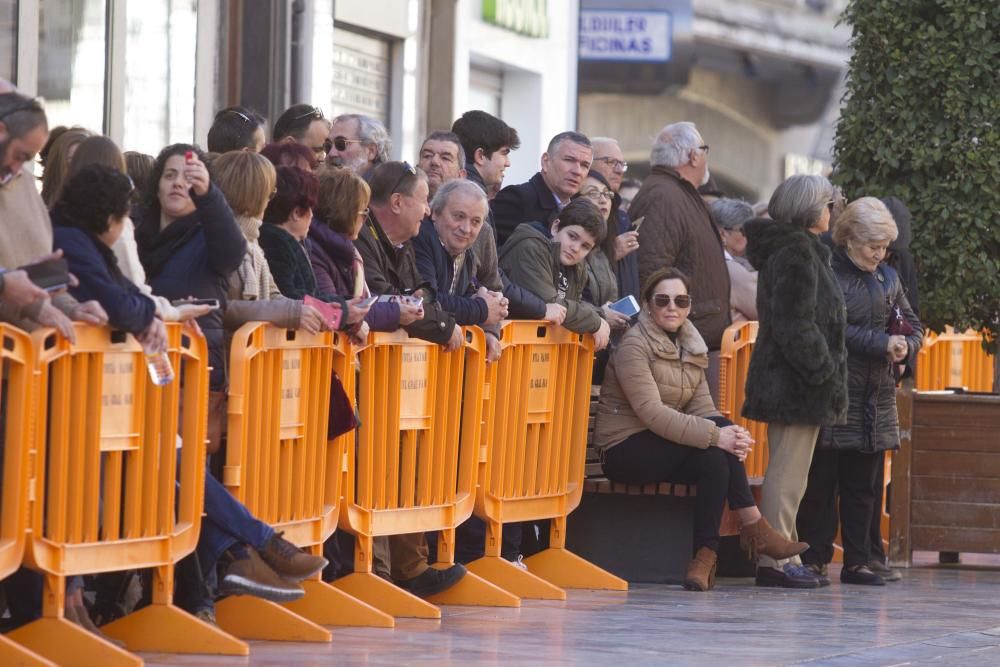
796,197,922,586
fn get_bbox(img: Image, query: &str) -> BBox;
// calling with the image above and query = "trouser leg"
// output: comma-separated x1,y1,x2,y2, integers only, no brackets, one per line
758,423,819,568
797,447,840,565
868,451,887,564
389,532,430,581
838,450,881,568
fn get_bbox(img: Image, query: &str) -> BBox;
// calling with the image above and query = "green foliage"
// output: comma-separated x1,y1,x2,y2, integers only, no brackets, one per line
834,0,1000,348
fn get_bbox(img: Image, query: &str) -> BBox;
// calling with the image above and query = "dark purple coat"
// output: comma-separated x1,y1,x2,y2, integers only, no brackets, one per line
307,222,399,332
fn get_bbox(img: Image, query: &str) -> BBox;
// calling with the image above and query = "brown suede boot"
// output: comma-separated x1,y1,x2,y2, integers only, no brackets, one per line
683,547,718,591
740,516,809,561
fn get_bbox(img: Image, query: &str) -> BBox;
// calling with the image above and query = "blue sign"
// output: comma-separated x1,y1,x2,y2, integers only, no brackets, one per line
579,9,672,63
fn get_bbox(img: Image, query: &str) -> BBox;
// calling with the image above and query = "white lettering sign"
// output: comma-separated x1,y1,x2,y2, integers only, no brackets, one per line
579,10,671,62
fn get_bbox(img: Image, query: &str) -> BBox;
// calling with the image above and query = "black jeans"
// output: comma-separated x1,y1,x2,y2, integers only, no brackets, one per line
797,447,882,567
869,451,887,563
600,417,755,552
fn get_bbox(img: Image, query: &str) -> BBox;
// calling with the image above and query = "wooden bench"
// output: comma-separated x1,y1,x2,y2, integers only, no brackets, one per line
567,387,761,583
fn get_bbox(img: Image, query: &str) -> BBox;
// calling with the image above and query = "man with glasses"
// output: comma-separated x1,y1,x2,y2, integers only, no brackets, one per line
354,160,468,598
326,113,391,180
491,131,593,246
0,88,108,339
630,121,730,403
272,104,332,164
589,136,640,301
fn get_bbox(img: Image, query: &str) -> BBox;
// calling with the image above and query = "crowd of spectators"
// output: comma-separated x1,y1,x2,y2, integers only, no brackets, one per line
0,72,925,640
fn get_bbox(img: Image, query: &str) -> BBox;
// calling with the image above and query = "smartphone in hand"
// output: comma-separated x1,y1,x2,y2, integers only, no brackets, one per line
24,257,70,292
608,295,640,319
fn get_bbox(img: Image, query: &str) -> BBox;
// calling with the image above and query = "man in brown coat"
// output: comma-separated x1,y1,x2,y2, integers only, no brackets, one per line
629,122,730,401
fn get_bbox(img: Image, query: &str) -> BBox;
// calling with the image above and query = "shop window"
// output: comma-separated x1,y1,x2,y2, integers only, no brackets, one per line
0,1,15,82
328,26,390,122
122,0,197,155
37,0,106,132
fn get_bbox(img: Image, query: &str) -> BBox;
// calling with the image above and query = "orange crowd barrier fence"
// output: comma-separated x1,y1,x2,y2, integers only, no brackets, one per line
717,321,769,480
218,324,392,640
9,323,247,666
916,327,995,393
334,327,518,618
0,324,55,667
466,321,626,598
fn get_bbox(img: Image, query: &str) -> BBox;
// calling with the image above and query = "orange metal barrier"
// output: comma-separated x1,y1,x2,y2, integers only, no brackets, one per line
467,321,626,597
0,324,55,666
219,324,391,638
334,327,517,618
718,321,769,480
916,327,995,392
9,324,246,666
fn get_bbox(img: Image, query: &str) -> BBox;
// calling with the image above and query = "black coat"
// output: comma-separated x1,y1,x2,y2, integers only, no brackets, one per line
741,219,849,426
819,249,922,452
490,172,558,247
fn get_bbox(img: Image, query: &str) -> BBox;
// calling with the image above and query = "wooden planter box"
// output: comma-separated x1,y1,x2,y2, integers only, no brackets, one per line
890,389,1000,566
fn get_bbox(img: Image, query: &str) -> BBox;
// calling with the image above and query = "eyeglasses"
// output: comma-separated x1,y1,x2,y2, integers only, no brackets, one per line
594,156,628,172
357,208,370,218
698,144,710,154
652,294,692,309
826,199,836,213
580,188,614,202
332,135,365,152
389,161,418,196
292,106,324,122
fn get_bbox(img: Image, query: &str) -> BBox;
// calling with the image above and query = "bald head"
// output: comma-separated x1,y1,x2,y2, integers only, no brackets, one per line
590,136,626,191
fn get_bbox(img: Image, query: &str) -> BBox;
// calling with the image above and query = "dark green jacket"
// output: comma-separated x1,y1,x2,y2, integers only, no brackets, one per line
498,222,603,334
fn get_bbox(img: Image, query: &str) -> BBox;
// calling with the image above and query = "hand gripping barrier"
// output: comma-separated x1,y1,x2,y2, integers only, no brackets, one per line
219,324,392,640
0,324,55,666
916,327,995,392
334,327,518,618
10,323,247,666
466,321,627,598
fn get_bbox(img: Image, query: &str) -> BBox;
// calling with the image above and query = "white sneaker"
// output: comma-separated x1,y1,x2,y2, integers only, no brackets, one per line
512,555,528,571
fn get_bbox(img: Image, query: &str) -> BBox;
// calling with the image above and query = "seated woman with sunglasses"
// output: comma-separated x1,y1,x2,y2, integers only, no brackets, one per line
593,267,808,591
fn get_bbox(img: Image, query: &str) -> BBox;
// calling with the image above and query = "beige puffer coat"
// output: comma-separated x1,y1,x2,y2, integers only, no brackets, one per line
593,311,721,453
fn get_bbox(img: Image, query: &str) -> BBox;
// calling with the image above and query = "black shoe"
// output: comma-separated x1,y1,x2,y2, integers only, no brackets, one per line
755,563,820,589
803,563,831,587
841,565,886,586
395,564,466,598
868,560,902,582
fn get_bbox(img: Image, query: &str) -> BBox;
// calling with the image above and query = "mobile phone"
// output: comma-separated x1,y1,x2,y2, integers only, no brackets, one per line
24,257,70,292
304,295,343,330
356,296,378,308
629,216,646,232
184,150,194,164
608,295,640,319
172,298,220,308
377,295,423,308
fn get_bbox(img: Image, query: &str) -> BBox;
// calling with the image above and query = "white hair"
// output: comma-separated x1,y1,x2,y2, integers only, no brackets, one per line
334,113,392,163
430,178,488,217
650,122,702,168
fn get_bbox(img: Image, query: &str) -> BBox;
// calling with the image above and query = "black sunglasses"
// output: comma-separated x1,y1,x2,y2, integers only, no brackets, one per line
331,135,365,152
217,108,252,125
389,161,418,196
652,294,692,309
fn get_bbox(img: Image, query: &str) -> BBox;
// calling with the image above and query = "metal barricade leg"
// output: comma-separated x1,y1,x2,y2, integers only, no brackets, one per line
522,516,628,591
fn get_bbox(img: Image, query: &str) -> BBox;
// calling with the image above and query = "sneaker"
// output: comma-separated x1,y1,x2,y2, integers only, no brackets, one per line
194,608,218,627
220,547,306,602
395,564,467,598
868,560,902,582
841,565,885,586
803,563,831,587
512,555,529,571
259,531,329,581
755,563,821,589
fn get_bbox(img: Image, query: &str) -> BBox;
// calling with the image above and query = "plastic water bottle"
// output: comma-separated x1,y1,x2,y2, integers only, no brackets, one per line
145,350,175,386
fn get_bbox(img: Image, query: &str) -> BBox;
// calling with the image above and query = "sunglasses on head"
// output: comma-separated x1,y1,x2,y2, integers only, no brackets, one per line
652,294,692,309
390,161,418,196
292,106,324,122
331,135,365,152
217,108,252,125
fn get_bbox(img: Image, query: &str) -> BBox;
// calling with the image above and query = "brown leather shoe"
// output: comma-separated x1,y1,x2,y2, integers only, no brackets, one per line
740,516,809,561
220,547,305,602
683,547,718,591
259,531,329,581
